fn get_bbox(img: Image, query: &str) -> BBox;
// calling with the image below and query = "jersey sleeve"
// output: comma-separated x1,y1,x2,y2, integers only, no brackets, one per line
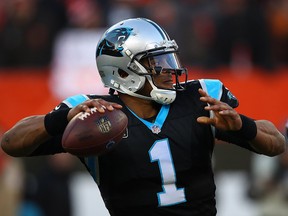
62,94,90,108
199,79,239,108
199,79,259,153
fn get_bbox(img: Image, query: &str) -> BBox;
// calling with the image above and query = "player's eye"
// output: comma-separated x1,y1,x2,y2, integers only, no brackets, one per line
154,60,160,66
149,59,158,67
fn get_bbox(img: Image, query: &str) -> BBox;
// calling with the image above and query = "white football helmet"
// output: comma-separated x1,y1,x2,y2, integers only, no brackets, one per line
96,18,187,104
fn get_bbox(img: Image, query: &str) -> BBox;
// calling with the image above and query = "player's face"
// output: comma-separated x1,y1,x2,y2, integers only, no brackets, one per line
141,53,182,89
152,70,174,89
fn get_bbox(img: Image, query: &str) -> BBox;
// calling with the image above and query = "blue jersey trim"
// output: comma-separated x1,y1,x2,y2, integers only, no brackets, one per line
156,105,170,127
199,79,223,138
128,105,170,133
201,79,223,100
63,94,88,108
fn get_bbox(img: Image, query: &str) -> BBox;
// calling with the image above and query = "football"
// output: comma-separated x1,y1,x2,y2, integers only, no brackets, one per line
62,107,128,156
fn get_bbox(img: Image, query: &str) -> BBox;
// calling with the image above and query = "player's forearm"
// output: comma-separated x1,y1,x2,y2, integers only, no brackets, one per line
249,120,286,156
1,115,50,157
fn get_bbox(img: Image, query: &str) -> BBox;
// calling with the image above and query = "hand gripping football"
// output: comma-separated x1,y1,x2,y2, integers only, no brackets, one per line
62,107,128,156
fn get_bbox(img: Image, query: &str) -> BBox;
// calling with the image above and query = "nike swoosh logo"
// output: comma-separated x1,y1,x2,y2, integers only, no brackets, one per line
54,105,61,110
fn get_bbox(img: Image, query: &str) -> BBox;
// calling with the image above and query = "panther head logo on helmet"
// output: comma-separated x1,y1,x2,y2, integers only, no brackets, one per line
96,27,133,57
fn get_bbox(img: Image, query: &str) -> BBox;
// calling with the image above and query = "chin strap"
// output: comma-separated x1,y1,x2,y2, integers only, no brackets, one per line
150,89,176,105
120,85,153,101
147,76,176,105
119,77,176,105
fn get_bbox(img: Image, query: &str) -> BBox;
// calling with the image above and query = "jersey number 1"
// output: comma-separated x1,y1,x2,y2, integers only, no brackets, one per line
149,138,186,206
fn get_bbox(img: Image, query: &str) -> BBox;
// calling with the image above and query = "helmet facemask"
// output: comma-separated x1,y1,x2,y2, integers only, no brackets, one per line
127,45,188,104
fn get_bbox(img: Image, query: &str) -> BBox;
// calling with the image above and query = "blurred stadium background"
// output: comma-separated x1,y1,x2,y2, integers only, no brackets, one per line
0,0,287,216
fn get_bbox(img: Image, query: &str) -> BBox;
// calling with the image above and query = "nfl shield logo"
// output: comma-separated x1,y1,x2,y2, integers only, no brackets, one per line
96,116,112,133
151,125,161,134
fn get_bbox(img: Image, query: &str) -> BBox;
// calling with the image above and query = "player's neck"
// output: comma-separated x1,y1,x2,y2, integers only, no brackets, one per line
119,93,160,119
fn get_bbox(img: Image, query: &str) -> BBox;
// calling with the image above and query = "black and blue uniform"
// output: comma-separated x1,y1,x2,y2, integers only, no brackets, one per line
31,79,257,216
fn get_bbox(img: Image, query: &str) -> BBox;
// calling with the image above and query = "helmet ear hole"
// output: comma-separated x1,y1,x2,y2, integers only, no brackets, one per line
118,69,129,78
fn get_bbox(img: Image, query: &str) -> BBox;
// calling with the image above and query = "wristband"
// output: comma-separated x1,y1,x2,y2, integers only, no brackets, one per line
228,114,257,141
44,108,70,136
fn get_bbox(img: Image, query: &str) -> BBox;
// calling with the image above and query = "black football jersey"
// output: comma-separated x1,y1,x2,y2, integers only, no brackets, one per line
31,79,257,216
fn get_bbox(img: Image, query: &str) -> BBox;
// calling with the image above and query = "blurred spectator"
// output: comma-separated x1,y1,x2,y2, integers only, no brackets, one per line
0,123,24,216
248,119,288,200
0,0,67,68
33,154,76,216
265,0,288,67
1,0,288,69
106,0,137,27
65,0,104,28
246,119,288,216
275,120,288,200
176,0,218,68
275,149,288,201
50,0,107,101
210,0,273,71
142,0,180,35
19,154,80,216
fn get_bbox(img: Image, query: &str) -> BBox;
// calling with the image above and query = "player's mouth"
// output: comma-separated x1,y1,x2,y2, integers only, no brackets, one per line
163,78,173,84
160,79,174,88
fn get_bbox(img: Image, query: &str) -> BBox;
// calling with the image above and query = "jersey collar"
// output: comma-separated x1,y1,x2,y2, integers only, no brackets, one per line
127,105,170,134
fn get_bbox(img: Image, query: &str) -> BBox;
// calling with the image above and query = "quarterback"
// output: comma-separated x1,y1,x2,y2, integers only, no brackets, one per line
1,18,286,216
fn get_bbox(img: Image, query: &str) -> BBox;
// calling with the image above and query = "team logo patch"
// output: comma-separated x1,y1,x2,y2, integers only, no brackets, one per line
226,89,239,107
96,27,133,57
227,91,236,100
96,116,112,133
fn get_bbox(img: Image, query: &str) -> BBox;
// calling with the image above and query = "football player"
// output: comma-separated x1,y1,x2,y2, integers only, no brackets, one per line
1,18,286,216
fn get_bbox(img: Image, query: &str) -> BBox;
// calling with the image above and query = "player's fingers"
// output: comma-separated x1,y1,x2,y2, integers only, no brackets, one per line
218,109,241,124
199,89,222,106
198,88,208,97
204,103,232,112
68,104,90,121
79,104,91,112
197,116,215,126
200,95,220,105
108,102,123,109
86,99,122,112
218,108,238,116
96,99,123,111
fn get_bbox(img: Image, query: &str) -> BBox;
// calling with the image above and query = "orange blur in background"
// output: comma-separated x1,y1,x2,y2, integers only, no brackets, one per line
0,68,287,132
